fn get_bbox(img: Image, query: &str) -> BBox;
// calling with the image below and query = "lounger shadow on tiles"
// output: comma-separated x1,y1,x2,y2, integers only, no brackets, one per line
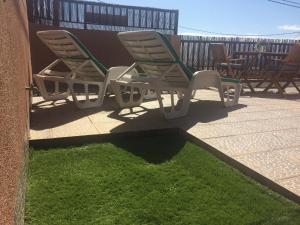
111,31,242,119
33,30,136,109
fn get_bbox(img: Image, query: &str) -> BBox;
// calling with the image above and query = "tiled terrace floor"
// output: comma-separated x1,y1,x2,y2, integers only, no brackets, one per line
30,90,300,198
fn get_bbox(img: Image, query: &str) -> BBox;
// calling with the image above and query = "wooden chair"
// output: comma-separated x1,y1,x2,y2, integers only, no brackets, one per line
210,43,245,78
263,43,300,94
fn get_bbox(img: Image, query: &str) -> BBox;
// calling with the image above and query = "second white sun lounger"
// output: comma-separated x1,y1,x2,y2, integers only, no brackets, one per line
111,31,241,119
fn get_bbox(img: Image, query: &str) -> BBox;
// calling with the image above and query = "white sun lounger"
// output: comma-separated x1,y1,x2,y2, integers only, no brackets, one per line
111,31,241,119
34,30,136,109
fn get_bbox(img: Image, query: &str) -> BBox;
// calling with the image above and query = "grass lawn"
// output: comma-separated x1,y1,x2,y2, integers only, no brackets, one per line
25,134,300,225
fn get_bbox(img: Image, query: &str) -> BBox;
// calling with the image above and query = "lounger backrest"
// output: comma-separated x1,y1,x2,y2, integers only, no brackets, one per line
118,31,193,88
37,30,107,81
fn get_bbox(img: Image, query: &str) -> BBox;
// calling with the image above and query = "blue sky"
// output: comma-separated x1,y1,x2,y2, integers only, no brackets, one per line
104,0,300,39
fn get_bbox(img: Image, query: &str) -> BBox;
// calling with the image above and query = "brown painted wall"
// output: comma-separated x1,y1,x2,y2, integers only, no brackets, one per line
0,1,31,225
29,24,134,74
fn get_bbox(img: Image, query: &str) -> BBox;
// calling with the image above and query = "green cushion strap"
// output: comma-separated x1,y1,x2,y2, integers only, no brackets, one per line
136,59,180,64
221,77,241,84
64,57,90,60
66,31,108,75
157,33,194,80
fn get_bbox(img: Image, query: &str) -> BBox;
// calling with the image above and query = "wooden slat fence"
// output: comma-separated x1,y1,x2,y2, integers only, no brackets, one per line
27,0,179,34
180,35,297,71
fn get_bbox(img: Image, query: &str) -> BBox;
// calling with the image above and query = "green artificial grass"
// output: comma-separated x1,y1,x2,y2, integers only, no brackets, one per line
25,134,300,225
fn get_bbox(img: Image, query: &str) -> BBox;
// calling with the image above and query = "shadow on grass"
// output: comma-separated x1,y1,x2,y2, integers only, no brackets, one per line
111,133,186,164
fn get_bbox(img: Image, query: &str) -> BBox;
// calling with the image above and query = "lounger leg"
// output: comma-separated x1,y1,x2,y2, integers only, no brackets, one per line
217,80,225,105
191,90,197,98
218,80,242,107
156,88,192,119
143,89,157,100
110,80,147,108
33,75,70,101
68,80,105,109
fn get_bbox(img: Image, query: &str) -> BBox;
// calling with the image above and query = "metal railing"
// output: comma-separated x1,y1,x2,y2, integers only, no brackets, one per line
27,0,179,34
180,35,296,70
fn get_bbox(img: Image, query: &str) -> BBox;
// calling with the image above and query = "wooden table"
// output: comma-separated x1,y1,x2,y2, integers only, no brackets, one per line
233,51,288,57
233,51,287,69
233,51,289,93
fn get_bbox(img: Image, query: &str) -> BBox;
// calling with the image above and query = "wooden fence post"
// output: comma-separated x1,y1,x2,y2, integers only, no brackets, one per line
53,0,59,27
174,10,179,35
84,3,87,29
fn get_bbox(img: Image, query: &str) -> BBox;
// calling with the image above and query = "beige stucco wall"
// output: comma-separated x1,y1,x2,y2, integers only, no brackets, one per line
0,0,31,224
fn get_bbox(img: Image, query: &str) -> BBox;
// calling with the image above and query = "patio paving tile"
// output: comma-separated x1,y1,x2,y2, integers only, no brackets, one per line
176,117,300,140
205,110,300,125
226,105,299,114
29,129,52,140
234,149,300,181
198,128,300,157
51,117,99,138
198,131,289,157
277,176,300,196
244,117,300,132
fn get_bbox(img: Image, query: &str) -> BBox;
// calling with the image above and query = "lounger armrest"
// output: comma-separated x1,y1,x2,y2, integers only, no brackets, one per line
192,70,220,89
33,74,67,81
41,70,70,77
269,58,285,65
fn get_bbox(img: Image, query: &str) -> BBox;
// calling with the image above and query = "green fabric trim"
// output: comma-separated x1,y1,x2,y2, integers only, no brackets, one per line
219,63,243,68
157,33,193,80
137,73,148,77
136,59,180,64
66,31,108,75
221,77,241,84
